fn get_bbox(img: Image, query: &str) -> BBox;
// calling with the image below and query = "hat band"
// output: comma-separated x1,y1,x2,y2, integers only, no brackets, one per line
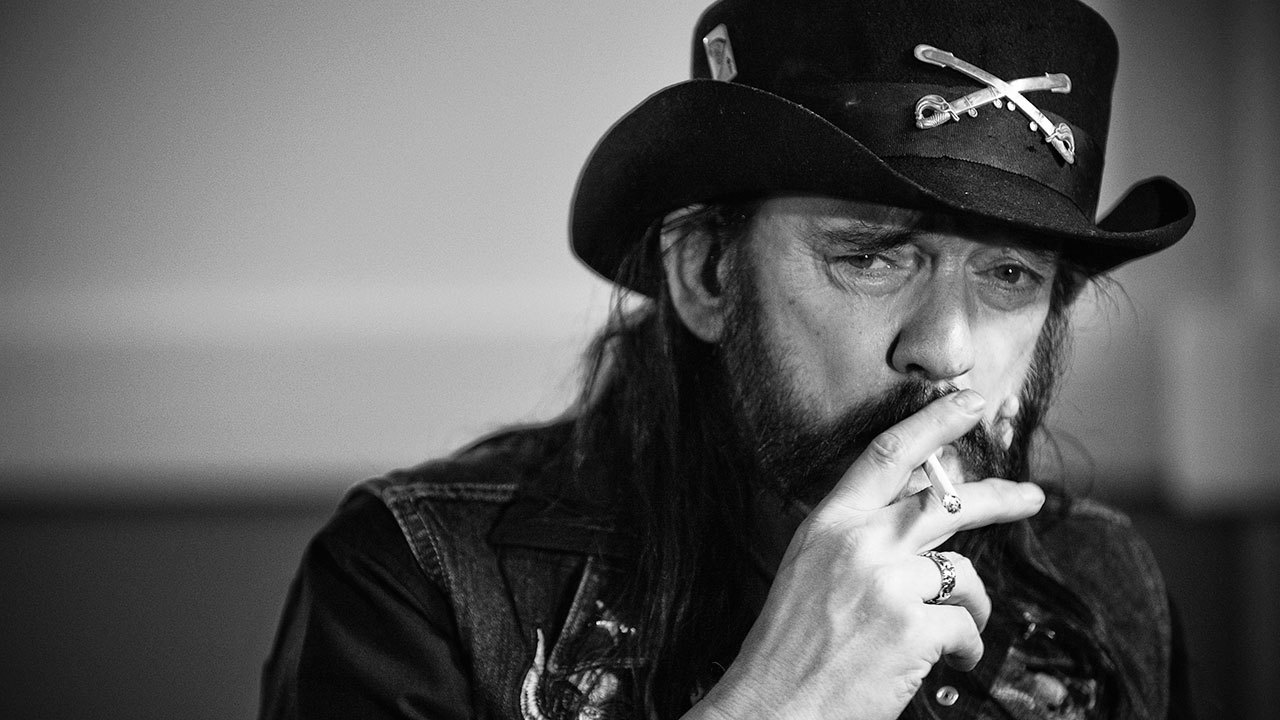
785,82,1102,215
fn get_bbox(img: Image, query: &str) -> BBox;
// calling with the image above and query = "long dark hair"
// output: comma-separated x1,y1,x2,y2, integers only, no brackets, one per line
567,203,760,717
564,202,1132,718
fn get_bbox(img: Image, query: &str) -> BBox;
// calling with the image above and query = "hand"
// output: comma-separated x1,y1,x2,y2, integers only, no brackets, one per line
686,390,1046,720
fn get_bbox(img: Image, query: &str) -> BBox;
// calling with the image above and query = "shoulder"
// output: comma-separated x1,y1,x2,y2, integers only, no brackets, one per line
348,419,577,583
364,420,572,503
1035,497,1142,551
1032,497,1173,716
262,480,477,720
1034,498,1167,604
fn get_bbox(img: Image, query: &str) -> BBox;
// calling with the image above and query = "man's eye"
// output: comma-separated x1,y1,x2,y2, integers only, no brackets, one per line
842,253,891,270
989,264,1038,286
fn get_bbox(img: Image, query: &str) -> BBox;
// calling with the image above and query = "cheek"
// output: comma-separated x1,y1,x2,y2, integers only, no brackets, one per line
970,313,1047,419
755,282,894,415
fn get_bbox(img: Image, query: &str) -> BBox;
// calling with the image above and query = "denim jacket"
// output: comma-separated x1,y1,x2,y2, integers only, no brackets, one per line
265,425,1186,720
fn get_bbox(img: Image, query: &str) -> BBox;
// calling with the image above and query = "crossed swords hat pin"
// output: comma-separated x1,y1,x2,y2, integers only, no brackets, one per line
705,28,1076,165
912,44,1076,164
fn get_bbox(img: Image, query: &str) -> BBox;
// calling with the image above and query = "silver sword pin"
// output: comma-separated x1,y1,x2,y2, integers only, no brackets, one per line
913,44,1075,164
915,73,1071,129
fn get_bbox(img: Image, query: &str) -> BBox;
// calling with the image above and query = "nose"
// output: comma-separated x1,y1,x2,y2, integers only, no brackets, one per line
888,280,975,382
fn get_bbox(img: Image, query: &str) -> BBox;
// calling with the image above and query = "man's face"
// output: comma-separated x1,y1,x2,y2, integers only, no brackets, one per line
717,196,1061,504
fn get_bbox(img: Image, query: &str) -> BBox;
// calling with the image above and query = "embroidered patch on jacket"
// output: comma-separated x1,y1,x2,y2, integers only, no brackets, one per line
520,598,641,720
988,609,1101,720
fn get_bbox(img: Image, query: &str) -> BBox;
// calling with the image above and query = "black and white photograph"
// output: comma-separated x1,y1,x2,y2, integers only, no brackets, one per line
2,1,1277,718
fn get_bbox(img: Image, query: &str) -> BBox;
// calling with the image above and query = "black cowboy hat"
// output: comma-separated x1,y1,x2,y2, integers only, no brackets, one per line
570,0,1194,288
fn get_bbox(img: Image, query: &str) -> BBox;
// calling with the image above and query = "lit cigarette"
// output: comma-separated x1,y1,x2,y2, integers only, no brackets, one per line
924,452,961,514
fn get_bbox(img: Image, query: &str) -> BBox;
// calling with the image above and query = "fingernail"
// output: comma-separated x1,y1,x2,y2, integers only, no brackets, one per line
953,389,985,412
1019,483,1045,504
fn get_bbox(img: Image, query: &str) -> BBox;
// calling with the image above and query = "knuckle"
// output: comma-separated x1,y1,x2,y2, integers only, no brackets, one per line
967,624,986,650
997,479,1028,506
867,564,917,610
808,508,865,542
898,599,928,628
795,513,877,561
959,637,986,670
865,430,908,467
865,564,901,598
990,479,1016,503
792,515,841,556
923,406,952,433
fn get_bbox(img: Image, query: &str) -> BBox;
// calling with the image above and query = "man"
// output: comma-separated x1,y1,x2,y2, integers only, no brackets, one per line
261,0,1195,718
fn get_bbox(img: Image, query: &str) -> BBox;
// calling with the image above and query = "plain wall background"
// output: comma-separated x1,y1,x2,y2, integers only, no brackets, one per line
3,0,1277,505
2,0,1278,718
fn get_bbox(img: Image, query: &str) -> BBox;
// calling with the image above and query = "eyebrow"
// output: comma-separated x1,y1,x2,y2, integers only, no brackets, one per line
811,224,917,253
1011,246,1059,267
813,223,1061,267
989,242,1060,269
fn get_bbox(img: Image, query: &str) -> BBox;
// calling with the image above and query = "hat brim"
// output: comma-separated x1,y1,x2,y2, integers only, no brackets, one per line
571,79,1194,288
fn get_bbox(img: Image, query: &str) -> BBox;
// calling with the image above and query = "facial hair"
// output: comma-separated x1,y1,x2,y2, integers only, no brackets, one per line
717,255,1059,507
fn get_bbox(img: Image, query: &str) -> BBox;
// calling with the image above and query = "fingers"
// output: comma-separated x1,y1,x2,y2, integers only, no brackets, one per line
894,478,1045,552
951,478,1046,528
931,604,985,671
911,551,991,632
823,390,986,512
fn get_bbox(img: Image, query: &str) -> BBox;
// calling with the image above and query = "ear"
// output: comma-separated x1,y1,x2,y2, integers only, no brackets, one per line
660,205,729,343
